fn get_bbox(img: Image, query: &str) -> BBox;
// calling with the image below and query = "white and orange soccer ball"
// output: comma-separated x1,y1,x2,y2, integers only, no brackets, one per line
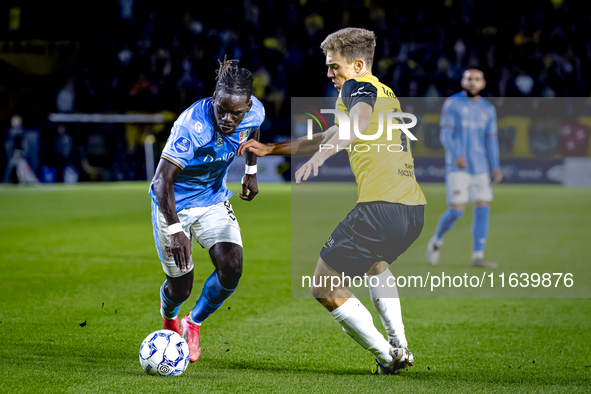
139,330,190,377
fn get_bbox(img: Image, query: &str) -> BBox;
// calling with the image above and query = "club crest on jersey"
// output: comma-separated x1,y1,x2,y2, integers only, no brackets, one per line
481,110,488,120
173,137,191,153
217,137,223,147
239,129,252,143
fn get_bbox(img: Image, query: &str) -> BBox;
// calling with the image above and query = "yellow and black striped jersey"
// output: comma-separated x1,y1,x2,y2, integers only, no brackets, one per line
335,75,426,206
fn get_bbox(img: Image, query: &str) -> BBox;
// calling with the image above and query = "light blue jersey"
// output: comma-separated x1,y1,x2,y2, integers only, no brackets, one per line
440,91,500,174
149,96,265,211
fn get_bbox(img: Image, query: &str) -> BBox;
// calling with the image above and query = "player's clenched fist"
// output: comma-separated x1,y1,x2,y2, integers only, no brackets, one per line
239,174,259,201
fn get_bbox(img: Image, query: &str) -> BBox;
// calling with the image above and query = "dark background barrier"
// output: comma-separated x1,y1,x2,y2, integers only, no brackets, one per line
2,1,591,183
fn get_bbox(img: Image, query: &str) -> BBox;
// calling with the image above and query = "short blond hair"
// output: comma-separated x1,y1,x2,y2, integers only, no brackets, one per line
320,28,376,68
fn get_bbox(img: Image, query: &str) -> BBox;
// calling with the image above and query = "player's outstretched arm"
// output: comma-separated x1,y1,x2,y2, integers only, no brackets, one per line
237,126,339,157
152,159,192,273
295,102,372,184
240,128,260,201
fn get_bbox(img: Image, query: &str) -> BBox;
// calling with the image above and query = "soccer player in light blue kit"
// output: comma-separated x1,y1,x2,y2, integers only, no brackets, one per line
149,59,265,362
425,69,503,268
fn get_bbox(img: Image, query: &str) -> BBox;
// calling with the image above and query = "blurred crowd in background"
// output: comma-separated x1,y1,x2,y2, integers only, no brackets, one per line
2,0,591,183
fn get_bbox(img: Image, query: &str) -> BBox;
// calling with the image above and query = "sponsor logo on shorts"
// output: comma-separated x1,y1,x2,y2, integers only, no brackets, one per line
326,236,334,247
165,246,173,259
224,201,236,221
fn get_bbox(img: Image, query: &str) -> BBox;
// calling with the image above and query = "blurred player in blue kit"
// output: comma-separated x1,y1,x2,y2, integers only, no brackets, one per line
149,58,265,362
426,69,502,268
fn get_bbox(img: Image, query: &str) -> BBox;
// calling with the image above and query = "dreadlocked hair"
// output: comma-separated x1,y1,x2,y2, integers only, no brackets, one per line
215,56,253,98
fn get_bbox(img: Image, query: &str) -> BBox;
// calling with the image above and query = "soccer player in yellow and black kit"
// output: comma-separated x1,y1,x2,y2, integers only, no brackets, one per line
238,28,426,375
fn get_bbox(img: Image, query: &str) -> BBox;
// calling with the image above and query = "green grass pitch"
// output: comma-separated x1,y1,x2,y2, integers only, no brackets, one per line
0,182,589,393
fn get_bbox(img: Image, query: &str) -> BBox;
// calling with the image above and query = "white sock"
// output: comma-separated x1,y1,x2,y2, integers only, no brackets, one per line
472,251,484,260
329,296,392,366
431,235,444,247
368,269,408,348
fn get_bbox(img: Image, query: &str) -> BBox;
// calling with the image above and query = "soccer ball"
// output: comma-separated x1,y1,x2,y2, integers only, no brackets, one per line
139,329,190,376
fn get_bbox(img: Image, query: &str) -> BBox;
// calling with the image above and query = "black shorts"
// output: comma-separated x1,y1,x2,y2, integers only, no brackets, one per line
319,202,425,277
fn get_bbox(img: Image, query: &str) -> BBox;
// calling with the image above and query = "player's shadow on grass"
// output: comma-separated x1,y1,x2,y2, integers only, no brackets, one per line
201,358,377,376
194,358,565,385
